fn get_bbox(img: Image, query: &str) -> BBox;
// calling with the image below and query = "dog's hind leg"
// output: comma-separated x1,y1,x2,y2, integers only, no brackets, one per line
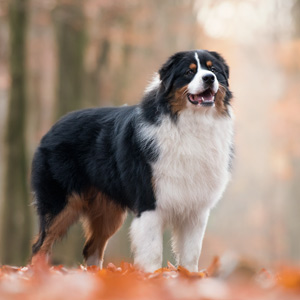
82,190,126,268
31,194,84,263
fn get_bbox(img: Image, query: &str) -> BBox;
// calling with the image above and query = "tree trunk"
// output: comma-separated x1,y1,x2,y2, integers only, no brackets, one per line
51,0,86,265
53,0,85,116
289,0,300,261
1,0,31,266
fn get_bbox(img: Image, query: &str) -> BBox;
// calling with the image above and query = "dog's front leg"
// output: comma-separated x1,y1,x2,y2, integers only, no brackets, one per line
172,210,210,272
130,210,163,273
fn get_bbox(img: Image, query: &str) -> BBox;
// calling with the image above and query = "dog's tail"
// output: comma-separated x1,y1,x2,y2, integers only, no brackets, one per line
32,216,47,255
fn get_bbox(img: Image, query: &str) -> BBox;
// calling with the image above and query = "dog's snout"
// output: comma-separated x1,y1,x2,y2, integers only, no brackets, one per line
202,74,215,84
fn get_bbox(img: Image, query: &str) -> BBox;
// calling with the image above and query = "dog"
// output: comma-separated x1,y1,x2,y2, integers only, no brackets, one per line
31,50,234,272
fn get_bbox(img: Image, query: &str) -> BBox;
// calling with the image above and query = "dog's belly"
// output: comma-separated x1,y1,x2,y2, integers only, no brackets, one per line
147,110,234,223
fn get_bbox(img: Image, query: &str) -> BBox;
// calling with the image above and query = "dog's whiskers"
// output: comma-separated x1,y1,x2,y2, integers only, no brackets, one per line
218,85,226,94
181,89,189,100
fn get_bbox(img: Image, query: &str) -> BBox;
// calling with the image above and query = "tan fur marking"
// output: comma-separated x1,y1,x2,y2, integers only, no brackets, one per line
82,188,126,262
39,194,84,254
206,60,213,68
189,63,197,71
215,84,228,116
33,188,126,265
171,85,188,115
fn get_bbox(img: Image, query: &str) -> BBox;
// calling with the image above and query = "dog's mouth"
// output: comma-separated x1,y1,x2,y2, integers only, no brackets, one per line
187,88,215,106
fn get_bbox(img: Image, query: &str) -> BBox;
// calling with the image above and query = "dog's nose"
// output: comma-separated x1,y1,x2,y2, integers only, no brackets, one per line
202,74,215,84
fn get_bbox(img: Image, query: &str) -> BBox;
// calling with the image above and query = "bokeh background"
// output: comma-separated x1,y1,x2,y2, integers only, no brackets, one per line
0,0,299,268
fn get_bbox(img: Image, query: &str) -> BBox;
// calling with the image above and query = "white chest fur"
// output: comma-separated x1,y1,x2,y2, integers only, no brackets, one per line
140,109,234,225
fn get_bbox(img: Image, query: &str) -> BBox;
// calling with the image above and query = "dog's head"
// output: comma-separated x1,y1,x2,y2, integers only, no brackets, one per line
156,50,232,116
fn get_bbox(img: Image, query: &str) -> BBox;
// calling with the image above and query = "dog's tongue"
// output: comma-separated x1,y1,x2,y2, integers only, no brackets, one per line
198,89,214,102
190,89,214,103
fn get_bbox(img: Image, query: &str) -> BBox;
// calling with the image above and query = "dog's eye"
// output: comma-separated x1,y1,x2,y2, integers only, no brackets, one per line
185,69,195,76
210,66,217,73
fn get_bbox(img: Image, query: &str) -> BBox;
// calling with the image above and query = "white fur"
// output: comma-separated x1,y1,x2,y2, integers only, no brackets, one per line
144,73,161,94
188,52,219,95
133,105,234,272
172,210,210,272
86,251,103,269
130,210,163,273
141,109,234,222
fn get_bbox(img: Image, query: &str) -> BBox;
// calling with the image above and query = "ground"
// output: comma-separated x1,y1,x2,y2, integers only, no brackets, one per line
0,257,299,300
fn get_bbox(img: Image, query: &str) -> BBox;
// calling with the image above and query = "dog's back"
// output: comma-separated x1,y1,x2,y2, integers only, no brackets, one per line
31,105,156,266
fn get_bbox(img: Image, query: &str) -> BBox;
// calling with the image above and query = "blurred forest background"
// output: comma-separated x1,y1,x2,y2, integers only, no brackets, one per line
0,0,299,268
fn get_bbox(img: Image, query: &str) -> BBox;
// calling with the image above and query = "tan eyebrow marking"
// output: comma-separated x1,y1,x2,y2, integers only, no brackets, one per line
206,60,213,68
189,63,197,70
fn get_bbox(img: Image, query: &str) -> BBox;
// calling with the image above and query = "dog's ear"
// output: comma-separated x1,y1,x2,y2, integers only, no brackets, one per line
209,51,230,80
159,52,184,93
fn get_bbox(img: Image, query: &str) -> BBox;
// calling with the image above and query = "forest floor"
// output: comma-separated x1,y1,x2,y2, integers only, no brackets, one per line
0,256,299,300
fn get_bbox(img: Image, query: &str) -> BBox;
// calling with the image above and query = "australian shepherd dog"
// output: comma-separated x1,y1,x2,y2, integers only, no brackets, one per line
31,50,234,272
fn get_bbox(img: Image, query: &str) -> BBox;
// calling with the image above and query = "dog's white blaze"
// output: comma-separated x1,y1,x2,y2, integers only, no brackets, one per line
136,108,234,272
195,51,201,70
188,52,219,95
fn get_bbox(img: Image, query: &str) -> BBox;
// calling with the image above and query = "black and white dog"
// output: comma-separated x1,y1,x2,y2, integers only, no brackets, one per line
31,50,234,272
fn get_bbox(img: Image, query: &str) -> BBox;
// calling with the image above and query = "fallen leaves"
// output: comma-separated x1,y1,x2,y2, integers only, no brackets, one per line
277,267,300,290
0,257,299,300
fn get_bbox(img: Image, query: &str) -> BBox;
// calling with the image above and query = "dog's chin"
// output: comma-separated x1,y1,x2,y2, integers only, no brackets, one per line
187,88,215,107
